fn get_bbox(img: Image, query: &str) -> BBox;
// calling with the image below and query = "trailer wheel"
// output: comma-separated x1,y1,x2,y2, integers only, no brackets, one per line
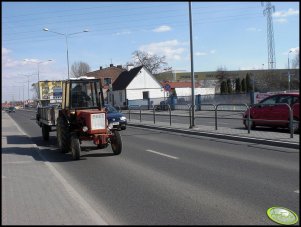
57,117,71,153
42,125,49,141
71,134,81,160
111,130,122,155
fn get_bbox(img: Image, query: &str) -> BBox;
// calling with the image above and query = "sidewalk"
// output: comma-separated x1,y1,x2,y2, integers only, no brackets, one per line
1,111,107,225
127,119,299,149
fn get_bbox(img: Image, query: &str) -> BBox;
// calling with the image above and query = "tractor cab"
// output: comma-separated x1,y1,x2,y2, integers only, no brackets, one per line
62,76,104,110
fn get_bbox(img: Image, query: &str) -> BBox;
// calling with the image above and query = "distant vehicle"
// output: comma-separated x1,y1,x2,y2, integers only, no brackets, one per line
8,107,16,113
105,104,127,130
243,93,299,132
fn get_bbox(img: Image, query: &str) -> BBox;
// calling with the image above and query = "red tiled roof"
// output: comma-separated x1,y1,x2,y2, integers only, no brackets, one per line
161,81,200,88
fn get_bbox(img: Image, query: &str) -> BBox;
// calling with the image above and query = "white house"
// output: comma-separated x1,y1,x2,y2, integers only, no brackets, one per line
108,65,165,107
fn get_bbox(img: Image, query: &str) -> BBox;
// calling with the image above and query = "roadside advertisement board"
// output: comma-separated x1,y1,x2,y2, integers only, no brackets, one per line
253,91,294,104
38,80,63,101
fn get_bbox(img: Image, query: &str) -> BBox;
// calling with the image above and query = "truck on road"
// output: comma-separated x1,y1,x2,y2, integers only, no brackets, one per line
36,76,122,159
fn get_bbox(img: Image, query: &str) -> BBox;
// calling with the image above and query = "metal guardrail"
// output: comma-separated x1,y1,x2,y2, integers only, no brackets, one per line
127,103,297,138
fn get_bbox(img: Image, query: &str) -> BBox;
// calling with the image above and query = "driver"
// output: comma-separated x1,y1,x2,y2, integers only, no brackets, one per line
71,84,91,107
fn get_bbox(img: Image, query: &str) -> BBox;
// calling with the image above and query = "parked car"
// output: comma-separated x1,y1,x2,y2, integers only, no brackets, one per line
243,93,299,132
8,107,16,113
105,104,127,130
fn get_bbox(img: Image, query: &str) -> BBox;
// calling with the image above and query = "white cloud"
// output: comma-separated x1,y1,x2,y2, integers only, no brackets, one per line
195,52,207,56
195,49,216,57
1,47,24,68
273,8,299,18
274,18,287,24
290,47,299,54
246,27,262,32
152,25,171,33
139,40,187,61
2,47,11,55
283,47,300,55
114,30,131,36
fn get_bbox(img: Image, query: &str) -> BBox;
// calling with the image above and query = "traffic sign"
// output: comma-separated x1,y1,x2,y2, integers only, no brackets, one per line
163,83,171,91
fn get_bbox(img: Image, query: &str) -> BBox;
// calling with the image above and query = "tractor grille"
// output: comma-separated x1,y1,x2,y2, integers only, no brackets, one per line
91,113,106,130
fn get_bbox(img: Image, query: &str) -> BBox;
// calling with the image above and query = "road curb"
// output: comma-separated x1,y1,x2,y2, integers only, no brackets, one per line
128,123,299,149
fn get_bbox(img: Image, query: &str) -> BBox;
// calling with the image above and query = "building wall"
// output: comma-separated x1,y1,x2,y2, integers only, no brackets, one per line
126,67,164,99
156,69,300,93
156,69,300,81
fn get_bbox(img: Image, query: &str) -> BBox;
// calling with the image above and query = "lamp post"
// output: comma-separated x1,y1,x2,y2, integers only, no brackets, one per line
43,28,89,79
24,59,52,82
288,50,292,91
19,74,33,103
24,59,52,102
189,2,195,128
16,81,26,108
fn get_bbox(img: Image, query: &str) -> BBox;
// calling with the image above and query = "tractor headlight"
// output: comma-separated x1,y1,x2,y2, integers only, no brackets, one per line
120,116,127,121
83,126,88,132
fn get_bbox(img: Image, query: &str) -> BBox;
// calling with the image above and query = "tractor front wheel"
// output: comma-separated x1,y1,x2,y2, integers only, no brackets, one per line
111,130,122,155
42,125,50,141
71,134,81,160
57,117,71,153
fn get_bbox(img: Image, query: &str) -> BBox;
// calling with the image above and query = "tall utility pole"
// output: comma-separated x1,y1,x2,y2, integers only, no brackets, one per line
20,74,33,101
189,2,195,128
262,2,276,69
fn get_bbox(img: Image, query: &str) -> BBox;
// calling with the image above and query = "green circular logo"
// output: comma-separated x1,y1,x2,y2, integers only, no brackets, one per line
267,207,299,225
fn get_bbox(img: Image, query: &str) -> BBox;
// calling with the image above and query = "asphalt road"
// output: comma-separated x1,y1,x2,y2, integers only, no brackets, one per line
6,109,300,225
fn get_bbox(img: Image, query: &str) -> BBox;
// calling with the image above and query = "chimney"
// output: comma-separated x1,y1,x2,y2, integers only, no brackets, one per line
99,66,102,70
127,64,134,71
110,64,114,67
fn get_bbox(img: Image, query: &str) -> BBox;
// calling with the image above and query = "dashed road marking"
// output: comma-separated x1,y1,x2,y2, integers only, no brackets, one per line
294,190,299,194
146,149,179,160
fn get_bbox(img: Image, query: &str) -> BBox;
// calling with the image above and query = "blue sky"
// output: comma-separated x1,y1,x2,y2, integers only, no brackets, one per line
2,1,299,102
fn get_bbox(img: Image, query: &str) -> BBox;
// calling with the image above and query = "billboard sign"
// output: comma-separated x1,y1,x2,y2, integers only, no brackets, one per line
38,80,63,100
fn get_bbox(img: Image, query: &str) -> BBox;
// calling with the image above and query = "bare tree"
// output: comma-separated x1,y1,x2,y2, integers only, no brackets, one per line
291,53,299,69
129,50,168,74
31,83,38,99
71,61,91,78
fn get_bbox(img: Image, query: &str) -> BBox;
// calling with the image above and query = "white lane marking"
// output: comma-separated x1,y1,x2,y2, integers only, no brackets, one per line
33,144,108,225
294,190,299,194
3,161,33,164
146,149,179,160
208,122,229,125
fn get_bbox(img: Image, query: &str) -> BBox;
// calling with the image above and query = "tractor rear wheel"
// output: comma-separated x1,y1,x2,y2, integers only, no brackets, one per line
111,130,122,155
42,125,50,141
71,134,81,160
57,117,71,153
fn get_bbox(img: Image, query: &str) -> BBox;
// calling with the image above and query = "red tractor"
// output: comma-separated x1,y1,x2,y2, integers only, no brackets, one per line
56,76,122,160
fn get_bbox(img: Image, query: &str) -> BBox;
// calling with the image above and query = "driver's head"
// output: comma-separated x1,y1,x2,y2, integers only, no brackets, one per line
73,84,82,92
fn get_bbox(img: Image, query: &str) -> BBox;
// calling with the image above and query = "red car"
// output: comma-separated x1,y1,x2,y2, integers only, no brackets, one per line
243,93,299,132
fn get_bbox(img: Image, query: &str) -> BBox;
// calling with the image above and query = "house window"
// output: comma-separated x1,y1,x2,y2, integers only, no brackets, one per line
104,77,112,85
143,91,149,99
119,91,123,102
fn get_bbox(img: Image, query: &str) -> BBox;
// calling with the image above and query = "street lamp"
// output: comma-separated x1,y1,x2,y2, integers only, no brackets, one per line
288,50,292,91
19,74,33,102
24,59,52,82
43,28,89,79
